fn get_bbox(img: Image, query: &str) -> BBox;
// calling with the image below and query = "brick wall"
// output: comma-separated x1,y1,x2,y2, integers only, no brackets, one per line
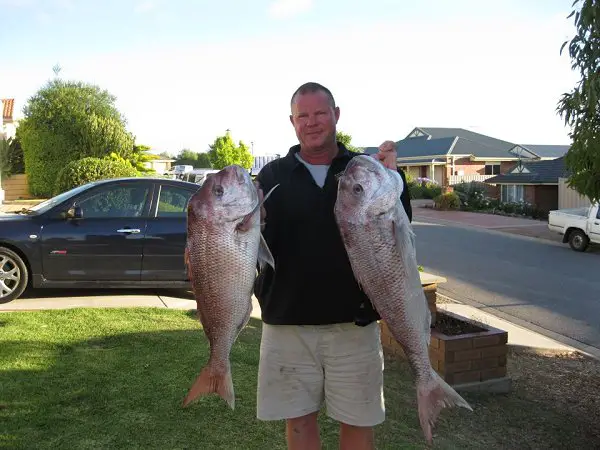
524,185,536,204
532,185,558,213
452,158,485,175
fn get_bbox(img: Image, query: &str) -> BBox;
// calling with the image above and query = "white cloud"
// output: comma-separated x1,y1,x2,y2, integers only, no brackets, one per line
267,0,313,20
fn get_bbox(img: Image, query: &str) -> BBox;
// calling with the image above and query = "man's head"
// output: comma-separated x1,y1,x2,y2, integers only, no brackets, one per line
290,82,340,153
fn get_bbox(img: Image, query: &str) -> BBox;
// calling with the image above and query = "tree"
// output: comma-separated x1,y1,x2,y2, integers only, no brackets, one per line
336,130,361,153
106,143,157,173
18,78,135,197
207,130,253,170
174,149,213,168
557,0,600,203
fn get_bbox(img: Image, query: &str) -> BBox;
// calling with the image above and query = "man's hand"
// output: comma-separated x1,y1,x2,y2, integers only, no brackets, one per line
372,140,397,170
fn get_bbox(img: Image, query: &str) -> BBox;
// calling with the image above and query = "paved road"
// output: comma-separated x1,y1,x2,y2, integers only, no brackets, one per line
413,218,600,351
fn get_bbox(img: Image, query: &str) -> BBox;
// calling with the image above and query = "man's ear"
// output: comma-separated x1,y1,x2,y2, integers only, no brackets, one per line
289,114,294,125
334,106,340,123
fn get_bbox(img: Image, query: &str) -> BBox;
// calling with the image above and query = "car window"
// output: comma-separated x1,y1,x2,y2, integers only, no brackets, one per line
597,207,600,220
77,184,150,219
157,185,194,217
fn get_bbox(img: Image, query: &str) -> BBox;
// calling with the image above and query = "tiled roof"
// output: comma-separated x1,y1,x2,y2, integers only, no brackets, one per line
2,98,14,121
362,126,570,163
415,127,516,151
363,135,519,159
486,157,567,184
363,137,456,158
520,144,570,158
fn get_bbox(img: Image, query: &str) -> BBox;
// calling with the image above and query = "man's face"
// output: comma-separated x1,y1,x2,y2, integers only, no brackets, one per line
290,90,340,151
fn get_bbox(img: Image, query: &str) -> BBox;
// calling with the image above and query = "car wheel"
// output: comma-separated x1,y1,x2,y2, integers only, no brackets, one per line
568,229,589,252
0,247,29,304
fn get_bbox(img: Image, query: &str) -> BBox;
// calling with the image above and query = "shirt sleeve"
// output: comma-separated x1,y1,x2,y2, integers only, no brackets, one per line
397,168,413,223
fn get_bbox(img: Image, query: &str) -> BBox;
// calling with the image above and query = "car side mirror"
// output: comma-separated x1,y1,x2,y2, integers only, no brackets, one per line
66,205,83,220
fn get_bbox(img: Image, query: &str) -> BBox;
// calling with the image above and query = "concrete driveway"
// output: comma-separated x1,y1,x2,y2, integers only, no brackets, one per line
0,287,264,319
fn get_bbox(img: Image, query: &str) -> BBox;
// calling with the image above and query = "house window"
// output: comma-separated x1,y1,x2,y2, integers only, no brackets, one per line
501,185,524,203
485,163,501,175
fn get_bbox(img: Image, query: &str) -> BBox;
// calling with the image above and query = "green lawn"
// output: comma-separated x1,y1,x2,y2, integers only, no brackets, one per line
1,308,598,449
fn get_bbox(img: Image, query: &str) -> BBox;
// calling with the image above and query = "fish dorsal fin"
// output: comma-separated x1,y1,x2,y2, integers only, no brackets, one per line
237,183,280,232
258,233,276,271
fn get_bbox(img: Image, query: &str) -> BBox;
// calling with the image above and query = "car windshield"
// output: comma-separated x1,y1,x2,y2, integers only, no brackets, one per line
22,182,99,215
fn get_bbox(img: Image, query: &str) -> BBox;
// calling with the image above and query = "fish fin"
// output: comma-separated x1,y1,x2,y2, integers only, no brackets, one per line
184,245,191,280
237,183,281,232
392,210,417,263
258,233,275,271
417,371,473,444
182,362,235,410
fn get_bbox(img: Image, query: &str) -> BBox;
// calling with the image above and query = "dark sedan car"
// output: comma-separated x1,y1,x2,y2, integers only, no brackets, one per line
0,176,201,303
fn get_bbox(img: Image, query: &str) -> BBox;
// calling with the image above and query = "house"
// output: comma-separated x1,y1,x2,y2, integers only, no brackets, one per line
484,156,569,212
362,127,570,187
251,154,280,177
143,158,175,175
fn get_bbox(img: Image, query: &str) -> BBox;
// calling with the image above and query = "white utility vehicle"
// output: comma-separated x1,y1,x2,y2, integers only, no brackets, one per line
547,203,600,252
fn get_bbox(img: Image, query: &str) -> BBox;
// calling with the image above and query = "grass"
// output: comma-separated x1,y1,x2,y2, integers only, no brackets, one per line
1,308,599,449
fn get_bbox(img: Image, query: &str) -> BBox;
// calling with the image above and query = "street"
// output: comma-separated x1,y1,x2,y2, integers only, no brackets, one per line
413,219,600,351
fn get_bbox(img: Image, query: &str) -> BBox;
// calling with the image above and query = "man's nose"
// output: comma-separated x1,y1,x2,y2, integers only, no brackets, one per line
306,114,318,126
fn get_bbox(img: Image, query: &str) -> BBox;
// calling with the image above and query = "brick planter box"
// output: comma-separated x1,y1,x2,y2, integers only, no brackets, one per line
418,271,446,324
380,310,510,393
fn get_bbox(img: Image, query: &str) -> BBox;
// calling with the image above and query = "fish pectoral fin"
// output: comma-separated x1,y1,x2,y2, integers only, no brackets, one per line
184,245,192,279
237,183,281,232
258,233,276,271
392,203,417,262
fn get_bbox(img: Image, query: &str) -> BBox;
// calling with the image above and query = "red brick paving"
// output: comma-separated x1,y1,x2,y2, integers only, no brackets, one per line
413,206,563,243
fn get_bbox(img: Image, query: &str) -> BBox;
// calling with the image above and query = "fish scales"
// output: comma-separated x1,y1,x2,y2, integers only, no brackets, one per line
182,165,276,410
334,155,472,445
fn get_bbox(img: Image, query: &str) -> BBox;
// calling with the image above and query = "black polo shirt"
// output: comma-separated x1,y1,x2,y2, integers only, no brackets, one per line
253,142,412,326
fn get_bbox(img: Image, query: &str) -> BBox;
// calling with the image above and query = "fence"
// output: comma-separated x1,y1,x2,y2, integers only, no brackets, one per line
448,174,496,185
558,177,592,209
1,174,32,201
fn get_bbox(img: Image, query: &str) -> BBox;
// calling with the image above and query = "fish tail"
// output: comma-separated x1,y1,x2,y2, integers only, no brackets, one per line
416,371,473,444
182,361,235,409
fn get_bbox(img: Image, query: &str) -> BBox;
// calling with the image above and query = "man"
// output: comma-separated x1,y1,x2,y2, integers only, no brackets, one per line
253,82,412,450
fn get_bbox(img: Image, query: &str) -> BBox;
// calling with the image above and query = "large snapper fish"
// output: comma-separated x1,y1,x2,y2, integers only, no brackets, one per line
334,155,472,444
182,165,277,409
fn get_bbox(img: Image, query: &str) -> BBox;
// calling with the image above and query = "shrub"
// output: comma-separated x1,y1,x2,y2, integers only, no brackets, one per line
453,181,492,210
434,192,461,210
495,201,548,220
423,182,442,199
0,135,25,177
407,177,442,199
54,157,139,195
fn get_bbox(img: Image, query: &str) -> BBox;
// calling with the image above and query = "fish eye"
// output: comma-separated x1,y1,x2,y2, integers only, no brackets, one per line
352,183,363,194
213,185,224,197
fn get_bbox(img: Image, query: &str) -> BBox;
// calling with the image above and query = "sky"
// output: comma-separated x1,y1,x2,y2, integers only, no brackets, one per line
0,0,580,156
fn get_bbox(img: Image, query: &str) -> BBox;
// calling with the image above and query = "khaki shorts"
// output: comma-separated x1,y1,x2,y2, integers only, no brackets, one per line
256,321,385,427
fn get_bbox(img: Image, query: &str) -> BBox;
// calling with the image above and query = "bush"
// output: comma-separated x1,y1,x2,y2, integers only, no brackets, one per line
434,192,461,210
407,177,442,199
495,201,548,220
0,135,25,177
453,181,492,210
54,157,139,195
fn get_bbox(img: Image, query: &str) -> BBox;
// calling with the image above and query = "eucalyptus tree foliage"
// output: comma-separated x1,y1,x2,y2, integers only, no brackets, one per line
557,0,600,203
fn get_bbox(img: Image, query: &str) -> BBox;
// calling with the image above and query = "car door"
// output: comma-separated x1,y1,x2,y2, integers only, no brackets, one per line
40,181,153,281
141,182,198,281
589,206,600,243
